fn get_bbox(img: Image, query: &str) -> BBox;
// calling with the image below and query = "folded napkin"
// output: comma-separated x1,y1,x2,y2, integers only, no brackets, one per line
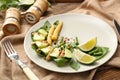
0,0,120,80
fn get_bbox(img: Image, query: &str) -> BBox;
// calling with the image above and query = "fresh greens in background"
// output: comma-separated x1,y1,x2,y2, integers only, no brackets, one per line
0,0,52,11
0,0,18,10
0,0,33,11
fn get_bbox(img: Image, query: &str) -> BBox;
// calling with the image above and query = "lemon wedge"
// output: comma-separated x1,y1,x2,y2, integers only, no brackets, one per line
78,37,97,52
19,0,35,5
74,49,96,64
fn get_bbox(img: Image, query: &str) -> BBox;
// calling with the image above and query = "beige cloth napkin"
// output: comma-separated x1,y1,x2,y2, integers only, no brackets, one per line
0,0,120,80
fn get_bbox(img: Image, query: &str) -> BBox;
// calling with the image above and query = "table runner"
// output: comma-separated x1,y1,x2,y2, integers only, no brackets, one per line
0,0,120,80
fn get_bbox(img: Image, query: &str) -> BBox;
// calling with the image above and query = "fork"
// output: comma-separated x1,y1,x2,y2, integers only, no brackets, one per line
1,39,39,80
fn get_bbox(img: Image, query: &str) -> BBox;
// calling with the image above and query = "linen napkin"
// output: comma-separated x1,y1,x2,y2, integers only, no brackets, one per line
1,0,120,80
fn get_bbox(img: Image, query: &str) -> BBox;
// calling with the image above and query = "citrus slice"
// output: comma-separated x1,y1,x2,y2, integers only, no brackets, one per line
74,49,96,64
19,0,35,5
78,37,97,52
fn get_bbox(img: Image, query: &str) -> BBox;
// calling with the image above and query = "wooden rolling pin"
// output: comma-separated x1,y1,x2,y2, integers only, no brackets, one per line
2,7,21,36
25,0,48,24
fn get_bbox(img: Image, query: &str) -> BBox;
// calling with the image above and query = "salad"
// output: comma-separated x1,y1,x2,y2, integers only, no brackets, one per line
31,20,109,70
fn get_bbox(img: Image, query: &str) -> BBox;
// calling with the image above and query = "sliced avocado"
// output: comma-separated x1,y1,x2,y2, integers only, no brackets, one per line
33,33,45,41
64,48,72,58
35,41,48,48
36,48,45,57
50,48,60,58
38,29,48,36
41,46,52,55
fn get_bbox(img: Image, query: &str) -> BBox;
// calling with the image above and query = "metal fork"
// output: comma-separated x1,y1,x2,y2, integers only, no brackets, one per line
2,39,39,80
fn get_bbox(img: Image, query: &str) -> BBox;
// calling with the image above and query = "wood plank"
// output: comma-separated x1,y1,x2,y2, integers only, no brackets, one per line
93,67,120,80
48,0,84,3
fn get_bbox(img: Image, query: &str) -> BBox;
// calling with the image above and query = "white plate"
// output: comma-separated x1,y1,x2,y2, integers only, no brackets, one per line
24,13,118,73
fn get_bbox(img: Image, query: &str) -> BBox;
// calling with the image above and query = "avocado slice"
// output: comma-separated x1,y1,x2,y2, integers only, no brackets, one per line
64,48,72,58
50,48,60,58
38,29,48,36
41,46,52,55
35,41,48,48
32,32,46,41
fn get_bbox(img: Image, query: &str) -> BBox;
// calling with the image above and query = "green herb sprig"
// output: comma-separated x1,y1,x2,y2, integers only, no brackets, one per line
0,0,19,11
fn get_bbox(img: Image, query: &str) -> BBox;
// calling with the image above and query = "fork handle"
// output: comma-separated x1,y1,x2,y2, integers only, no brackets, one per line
17,60,39,80
23,67,39,80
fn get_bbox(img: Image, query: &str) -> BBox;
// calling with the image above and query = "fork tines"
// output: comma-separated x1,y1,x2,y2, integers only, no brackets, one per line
2,39,16,56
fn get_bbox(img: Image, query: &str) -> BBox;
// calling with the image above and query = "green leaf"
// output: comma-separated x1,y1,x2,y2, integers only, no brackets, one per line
40,21,52,31
95,47,109,60
54,58,69,67
88,47,109,60
0,0,6,10
47,1,52,8
0,0,19,10
70,59,80,71
0,0,32,11
70,50,80,70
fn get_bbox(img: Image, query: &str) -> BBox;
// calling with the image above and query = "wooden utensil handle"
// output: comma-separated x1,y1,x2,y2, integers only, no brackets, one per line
23,67,39,80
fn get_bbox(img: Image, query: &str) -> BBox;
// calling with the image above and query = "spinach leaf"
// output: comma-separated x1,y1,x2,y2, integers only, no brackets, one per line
40,21,52,32
88,47,109,60
70,59,80,71
70,51,80,71
54,58,69,67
